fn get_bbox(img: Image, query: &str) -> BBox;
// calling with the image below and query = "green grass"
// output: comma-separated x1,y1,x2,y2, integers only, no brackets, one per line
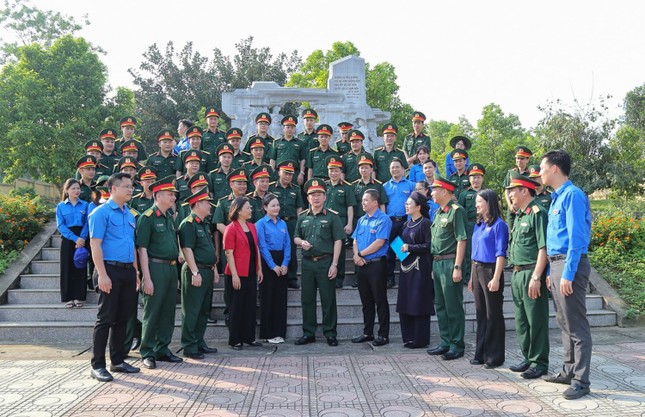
0,250,19,275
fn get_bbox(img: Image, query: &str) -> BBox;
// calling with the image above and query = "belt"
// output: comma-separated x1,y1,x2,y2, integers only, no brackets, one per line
363,256,386,265
196,263,214,269
434,253,456,261
513,263,536,272
303,253,331,262
105,261,134,269
390,216,406,222
548,254,587,262
473,260,495,267
150,257,177,266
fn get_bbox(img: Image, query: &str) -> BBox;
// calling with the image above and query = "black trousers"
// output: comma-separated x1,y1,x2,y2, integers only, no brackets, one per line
399,313,430,348
227,274,258,346
386,218,406,284
259,251,287,339
472,262,505,366
59,226,87,303
357,258,390,338
91,263,137,369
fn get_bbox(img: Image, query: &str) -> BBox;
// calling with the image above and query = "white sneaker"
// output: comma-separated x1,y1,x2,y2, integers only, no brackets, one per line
268,337,284,344
276,337,285,344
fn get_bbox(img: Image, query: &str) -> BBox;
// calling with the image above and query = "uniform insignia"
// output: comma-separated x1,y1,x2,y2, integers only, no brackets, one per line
144,209,153,217
452,204,460,210
553,209,560,215
299,209,310,216
532,205,540,213
525,207,531,215
328,208,339,215
129,208,139,217
186,216,194,223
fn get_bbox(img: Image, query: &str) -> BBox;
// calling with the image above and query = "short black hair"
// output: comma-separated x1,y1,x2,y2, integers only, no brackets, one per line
179,119,194,129
423,159,437,168
107,173,131,190
229,196,250,221
416,145,429,155
363,189,380,202
390,157,404,168
262,193,278,208
541,149,571,176
476,189,502,226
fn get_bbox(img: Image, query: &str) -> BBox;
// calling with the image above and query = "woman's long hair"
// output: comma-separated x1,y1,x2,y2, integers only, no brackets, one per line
61,178,81,201
409,191,430,219
477,189,502,227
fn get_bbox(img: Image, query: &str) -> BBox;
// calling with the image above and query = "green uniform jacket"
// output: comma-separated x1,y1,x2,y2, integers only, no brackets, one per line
449,171,471,200
324,180,357,222
457,188,479,222
202,129,226,155
136,205,179,260
232,151,252,169
351,179,389,219
270,137,307,172
146,152,178,179
307,147,339,179
373,146,408,183
178,212,216,265
268,181,304,220
298,131,318,151
208,168,233,201
116,138,147,161
334,140,351,155
509,199,547,266
431,203,468,255
342,151,373,183
536,192,552,211
247,190,268,223
402,132,431,157
130,193,155,215
244,134,275,163
295,208,345,256
175,149,216,175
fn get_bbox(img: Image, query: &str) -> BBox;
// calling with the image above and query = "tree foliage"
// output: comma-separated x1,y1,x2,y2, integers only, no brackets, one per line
623,83,645,131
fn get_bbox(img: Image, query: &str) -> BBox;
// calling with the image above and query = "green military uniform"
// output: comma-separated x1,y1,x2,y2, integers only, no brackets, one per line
448,150,471,199
231,150,251,168
98,127,121,171
374,147,407,183
100,153,119,172
136,176,180,361
528,165,552,210
144,129,177,178
335,122,353,155
431,176,468,354
76,155,97,203
295,179,345,340
209,167,233,200
115,116,147,160
244,134,274,163
176,138,216,175
270,138,307,175
307,145,339,179
299,108,319,150
352,178,389,219
130,166,158,214
403,111,431,157
202,106,226,154
507,171,549,372
504,146,533,234
247,165,274,222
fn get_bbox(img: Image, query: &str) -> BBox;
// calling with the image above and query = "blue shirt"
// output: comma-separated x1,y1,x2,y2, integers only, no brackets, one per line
88,199,136,263
547,180,591,281
255,214,291,269
56,199,89,242
408,164,424,183
352,209,392,259
173,137,190,155
384,177,416,217
472,217,509,263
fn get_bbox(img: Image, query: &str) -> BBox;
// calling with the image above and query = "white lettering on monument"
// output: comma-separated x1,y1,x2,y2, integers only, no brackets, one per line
333,75,362,100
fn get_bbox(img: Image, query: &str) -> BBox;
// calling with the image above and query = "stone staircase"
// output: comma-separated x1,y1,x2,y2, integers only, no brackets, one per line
0,233,618,343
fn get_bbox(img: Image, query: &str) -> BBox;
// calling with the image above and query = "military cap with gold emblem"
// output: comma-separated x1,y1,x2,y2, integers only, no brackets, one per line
184,186,213,206
94,175,111,199
357,153,375,166
182,150,203,164
204,106,220,118
120,139,139,154
226,127,243,140
117,156,138,171
137,166,158,181
188,172,210,189
248,138,265,149
277,160,296,173
76,155,97,169
348,129,365,142
432,174,458,192
316,124,333,136
99,128,117,140
149,175,178,193
515,146,533,158
255,112,272,124
338,122,353,132
468,163,486,176
226,167,248,183
187,126,203,138
411,111,426,122
382,123,398,135
251,165,273,181
449,135,472,150
84,140,104,152
281,115,298,126
528,165,541,178
304,178,326,194
326,155,344,170
451,149,469,160
216,143,234,156
156,129,174,142
302,108,318,119
505,170,539,190
119,116,137,127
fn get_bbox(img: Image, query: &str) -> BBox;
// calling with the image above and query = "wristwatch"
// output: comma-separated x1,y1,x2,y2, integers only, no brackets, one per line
192,270,199,276
357,251,363,258
453,265,461,270
531,274,540,282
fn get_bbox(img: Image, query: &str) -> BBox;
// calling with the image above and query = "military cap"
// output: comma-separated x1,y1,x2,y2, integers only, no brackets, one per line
99,128,117,140
281,115,298,126
468,163,486,176
120,116,137,127
137,166,158,181
185,186,213,205
337,122,353,132
183,150,202,163
96,186,110,200
216,143,234,156
76,155,97,169
357,153,375,166
95,175,110,187
156,129,174,142
255,112,272,124
505,170,539,190
411,111,426,122
84,140,104,152
304,178,326,194
348,129,365,141
187,126,203,138
451,149,469,160
326,155,344,169
251,165,273,181
528,165,541,178
188,172,210,189
382,123,398,135
248,138,265,149
226,127,243,140
226,167,248,183
277,160,297,173
316,124,333,136
450,135,472,150
149,175,178,193
302,108,318,119
515,146,533,158
120,140,139,154
117,156,138,171
432,174,457,192
204,106,220,118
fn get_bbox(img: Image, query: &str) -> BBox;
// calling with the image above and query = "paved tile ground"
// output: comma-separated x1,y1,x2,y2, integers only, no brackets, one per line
1,327,644,417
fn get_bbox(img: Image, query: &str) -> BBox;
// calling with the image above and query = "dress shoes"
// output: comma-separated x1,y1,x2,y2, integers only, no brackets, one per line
427,346,449,356
470,359,484,365
185,352,205,359
372,336,389,346
544,372,573,385
157,353,183,363
142,357,156,369
351,334,374,343
521,367,548,379
109,362,140,373
404,342,414,348
90,368,114,382
335,282,343,289
562,385,590,400
199,346,218,354
130,337,141,351
246,341,263,347
294,335,315,345
327,337,339,346
509,360,530,372
231,343,243,350
441,350,464,361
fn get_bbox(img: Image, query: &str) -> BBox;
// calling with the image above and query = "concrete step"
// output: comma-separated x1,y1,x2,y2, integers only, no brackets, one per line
50,235,62,248
19,274,61,289
39,247,61,261
8,289,100,304
29,261,60,275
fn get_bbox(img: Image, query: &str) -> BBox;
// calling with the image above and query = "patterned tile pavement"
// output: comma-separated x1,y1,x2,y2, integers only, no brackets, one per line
1,327,644,416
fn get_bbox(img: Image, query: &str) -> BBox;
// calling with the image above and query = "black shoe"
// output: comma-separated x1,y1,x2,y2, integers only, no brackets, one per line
562,385,590,400
109,362,140,373
372,336,389,347
335,282,343,289
470,359,484,365
130,337,141,351
90,368,113,382
351,282,359,288
404,342,414,348
231,343,243,350
351,334,374,343
245,341,263,347
484,363,501,369
295,335,315,345
288,282,300,289
521,367,547,379
509,360,530,372
157,353,183,363
441,350,464,361
544,372,573,385
142,357,156,369
185,352,205,359
198,346,218,354
327,337,339,346
427,346,449,356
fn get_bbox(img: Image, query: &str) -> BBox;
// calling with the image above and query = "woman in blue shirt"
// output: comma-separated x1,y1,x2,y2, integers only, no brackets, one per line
56,179,89,308
255,193,291,344
408,146,430,182
469,189,508,369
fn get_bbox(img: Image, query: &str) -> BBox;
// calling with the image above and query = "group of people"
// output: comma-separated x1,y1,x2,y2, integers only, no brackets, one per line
54,108,593,400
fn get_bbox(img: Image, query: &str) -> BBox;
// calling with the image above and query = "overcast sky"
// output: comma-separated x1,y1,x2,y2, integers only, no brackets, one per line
32,0,645,128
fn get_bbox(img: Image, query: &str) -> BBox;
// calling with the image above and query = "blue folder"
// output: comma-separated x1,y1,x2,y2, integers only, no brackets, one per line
390,236,410,262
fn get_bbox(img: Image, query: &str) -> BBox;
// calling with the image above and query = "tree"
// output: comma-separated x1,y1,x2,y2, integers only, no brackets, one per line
623,84,645,131
606,125,645,197
286,41,360,89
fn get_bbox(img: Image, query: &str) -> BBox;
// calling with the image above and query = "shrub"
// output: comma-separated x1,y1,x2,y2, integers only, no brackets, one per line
0,194,52,252
590,213,645,254
9,187,38,199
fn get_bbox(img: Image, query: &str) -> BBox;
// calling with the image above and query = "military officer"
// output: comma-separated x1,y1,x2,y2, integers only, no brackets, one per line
202,106,226,154
298,108,319,151
77,155,97,203
178,186,220,359
324,156,357,288
342,130,372,183
209,143,235,200
136,175,182,369
175,172,210,226
247,165,274,223
402,111,431,165
448,149,471,199
130,166,158,214
270,115,308,185
99,128,120,170
84,140,113,178
504,146,532,233
243,112,275,162
374,123,407,183
445,135,472,178
243,138,272,193
427,175,468,361
334,122,353,155
506,170,549,379
269,160,305,288
225,127,251,168
457,163,486,285
352,154,389,220
175,126,216,176
120,140,140,161
293,179,345,346
529,165,552,210
175,150,204,201
115,116,147,161
307,124,339,180
146,129,178,179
